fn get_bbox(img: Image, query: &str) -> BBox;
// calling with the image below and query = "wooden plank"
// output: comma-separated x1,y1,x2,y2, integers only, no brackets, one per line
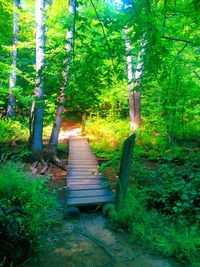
68,156,97,159
66,136,114,207
67,195,114,206
69,153,94,156
68,163,98,166
68,165,98,168
67,189,113,198
67,184,109,190
68,175,104,179
68,171,99,175
68,181,107,186
68,167,98,175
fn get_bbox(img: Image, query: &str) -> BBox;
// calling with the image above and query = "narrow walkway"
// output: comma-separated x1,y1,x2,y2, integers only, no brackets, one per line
66,136,114,207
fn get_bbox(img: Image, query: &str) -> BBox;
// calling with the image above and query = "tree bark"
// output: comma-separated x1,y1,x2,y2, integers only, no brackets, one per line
133,37,146,127
32,0,45,153
7,0,20,118
49,0,76,154
125,28,135,132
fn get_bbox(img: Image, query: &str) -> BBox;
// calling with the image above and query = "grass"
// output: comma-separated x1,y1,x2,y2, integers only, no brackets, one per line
111,189,200,266
86,116,130,158
0,163,58,265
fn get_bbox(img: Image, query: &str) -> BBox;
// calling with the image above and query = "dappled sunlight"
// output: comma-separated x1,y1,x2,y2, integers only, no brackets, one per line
59,127,81,140
55,242,92,256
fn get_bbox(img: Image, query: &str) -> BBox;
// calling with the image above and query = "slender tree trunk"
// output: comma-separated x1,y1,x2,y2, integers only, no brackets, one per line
133,37,146,127
32,0,45,153
7,0,20,118
49,0,76,154
125,28,135,132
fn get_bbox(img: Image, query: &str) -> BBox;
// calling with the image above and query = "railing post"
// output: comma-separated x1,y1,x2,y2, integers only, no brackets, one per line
115,133,136,210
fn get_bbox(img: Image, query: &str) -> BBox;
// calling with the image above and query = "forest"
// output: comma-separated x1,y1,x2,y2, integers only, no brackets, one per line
0,0,199,266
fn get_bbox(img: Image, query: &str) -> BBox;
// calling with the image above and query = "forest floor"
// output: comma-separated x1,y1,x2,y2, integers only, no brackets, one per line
23,120,185,267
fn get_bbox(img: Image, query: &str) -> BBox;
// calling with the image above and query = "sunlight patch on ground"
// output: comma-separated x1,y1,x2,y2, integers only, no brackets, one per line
59,127,81,140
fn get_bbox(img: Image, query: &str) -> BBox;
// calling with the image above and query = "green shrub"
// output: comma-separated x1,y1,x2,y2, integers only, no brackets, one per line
111,189,200,266
0,118,28,143
0,163,57,264
86,117,130,157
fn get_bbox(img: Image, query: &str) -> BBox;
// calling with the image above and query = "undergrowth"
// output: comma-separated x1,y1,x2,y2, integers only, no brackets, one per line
86,117,200,266
0,163,57,265
86,117,130,158
111,189,200,266
0,118,29,143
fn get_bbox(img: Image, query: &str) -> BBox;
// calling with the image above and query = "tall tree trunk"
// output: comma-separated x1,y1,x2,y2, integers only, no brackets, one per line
7,0,20,118
49,0,76,154
32,0,45,153
133,37,146,127
125,28,135,132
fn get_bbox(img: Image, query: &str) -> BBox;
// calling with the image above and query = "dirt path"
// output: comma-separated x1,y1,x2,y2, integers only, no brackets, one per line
24,210,183,267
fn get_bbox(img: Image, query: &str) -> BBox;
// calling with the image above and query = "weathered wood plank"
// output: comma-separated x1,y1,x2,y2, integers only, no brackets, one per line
68,161,98,164
67,176,105,180
67,189,113,198
66,136,114,207
67,184,109,190
68,180,108,185
67,195,114,206
68,171,99,175
68,165,99,168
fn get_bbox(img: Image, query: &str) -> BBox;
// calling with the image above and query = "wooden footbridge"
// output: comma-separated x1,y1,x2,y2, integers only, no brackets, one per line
66,136,114,207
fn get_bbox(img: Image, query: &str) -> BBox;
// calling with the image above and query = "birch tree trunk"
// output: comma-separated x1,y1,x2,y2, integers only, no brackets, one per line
49,0,76,154
125,29,146,130
7,0,20,118
133,37,146,127
32,0,45,153
125,28,135,132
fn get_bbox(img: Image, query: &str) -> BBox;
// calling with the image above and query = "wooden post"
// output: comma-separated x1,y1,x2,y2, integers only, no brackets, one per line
115,133,136,210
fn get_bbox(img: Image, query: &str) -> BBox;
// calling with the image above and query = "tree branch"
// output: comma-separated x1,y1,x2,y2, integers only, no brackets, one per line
194,71,200,79
162,35,191,43
72,0,77,61
89,0,115,67
172,43,187,65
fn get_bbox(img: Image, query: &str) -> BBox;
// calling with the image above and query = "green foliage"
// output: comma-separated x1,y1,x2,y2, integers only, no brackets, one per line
0,163,57,244
0,118,29,143
137,161,200,221
111,189,200,265
87,118,200,264
86,117,130,158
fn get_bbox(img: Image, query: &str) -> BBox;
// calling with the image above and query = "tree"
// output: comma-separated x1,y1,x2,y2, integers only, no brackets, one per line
125,27,135,132
7,0,20,118
31,0,45,153
49,0,76,154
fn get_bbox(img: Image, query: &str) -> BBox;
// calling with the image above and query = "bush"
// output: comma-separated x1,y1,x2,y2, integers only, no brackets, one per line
0,118,28,143
111,189,200,266
0,163,57,265
86,117,130,158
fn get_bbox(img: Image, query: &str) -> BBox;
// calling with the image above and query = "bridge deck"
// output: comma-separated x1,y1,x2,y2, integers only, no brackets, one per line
66,136,114,207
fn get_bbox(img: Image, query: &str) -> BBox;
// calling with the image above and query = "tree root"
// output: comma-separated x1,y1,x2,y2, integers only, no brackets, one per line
75,227,115,267
29,150,67,177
